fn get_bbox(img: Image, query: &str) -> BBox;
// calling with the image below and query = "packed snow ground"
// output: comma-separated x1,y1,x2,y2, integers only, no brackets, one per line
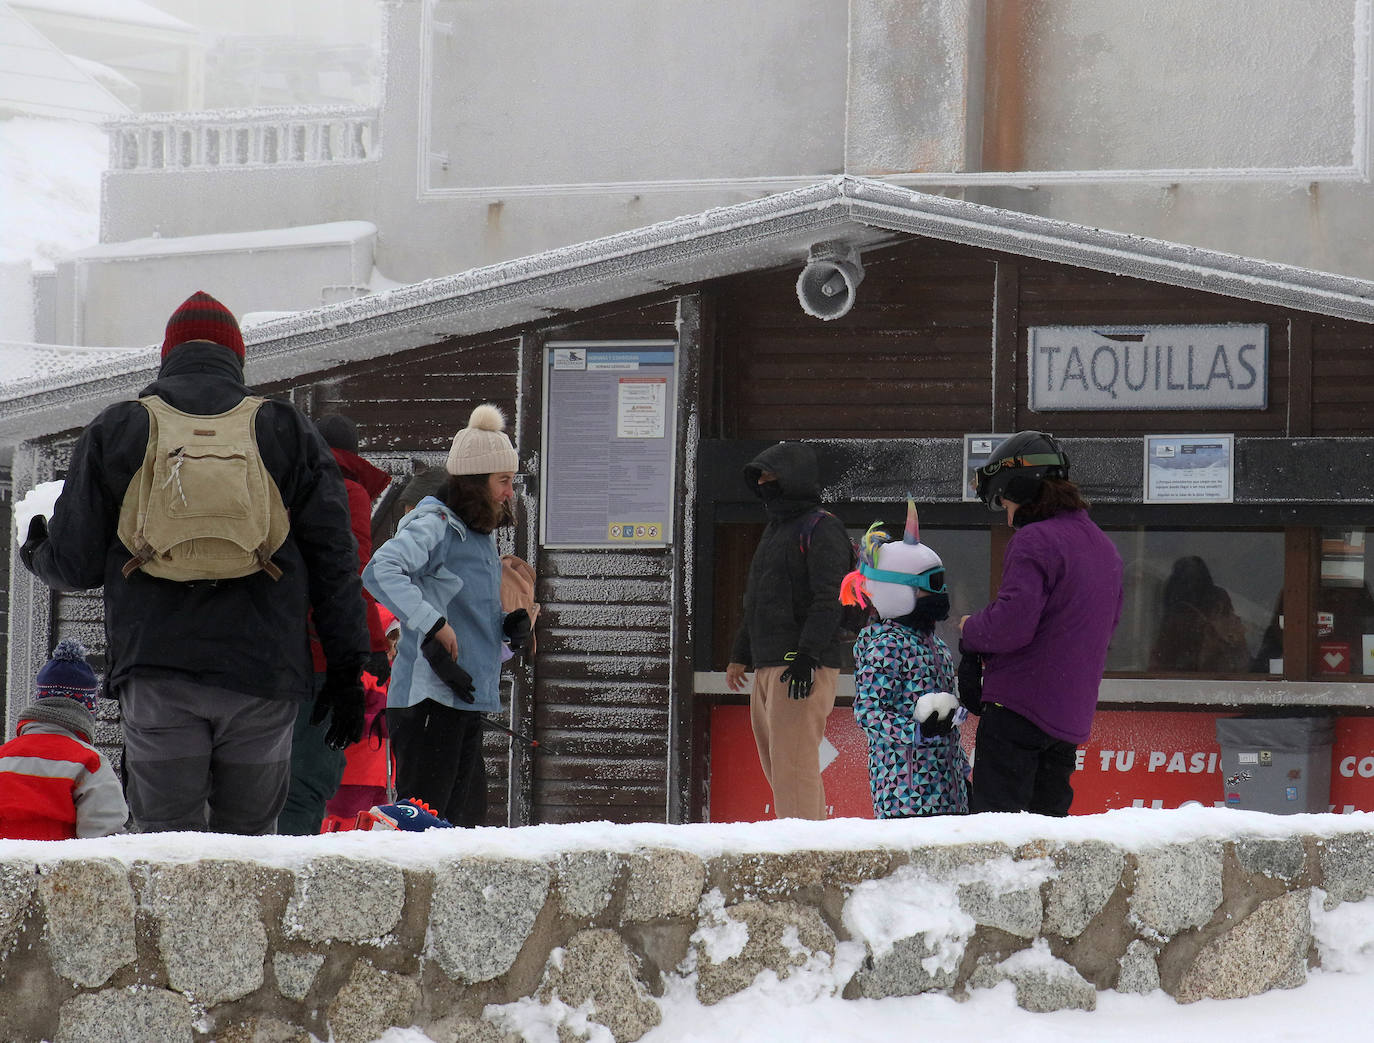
4,807,1371,1043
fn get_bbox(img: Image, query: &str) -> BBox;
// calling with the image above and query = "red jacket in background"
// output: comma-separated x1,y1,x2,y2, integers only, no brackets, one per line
0,725,127,840
311,446,392,672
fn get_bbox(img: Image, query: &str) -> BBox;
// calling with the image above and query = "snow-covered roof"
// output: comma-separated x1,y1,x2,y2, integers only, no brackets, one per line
6,176,1374,451
0,1,131,120
11,0,194,34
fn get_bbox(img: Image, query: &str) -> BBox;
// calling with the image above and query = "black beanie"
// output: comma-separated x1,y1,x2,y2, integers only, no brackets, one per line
398,467,449,509
316,414,359,453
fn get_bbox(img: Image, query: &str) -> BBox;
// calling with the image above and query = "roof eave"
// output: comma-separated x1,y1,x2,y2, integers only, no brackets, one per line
841,178,1374,323
8,175,1374,454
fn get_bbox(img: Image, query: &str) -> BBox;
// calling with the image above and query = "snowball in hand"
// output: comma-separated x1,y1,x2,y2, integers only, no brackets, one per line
915,690,959,725
14,481,63,542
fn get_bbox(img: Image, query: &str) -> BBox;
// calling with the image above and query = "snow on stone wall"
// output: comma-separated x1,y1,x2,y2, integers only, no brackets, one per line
2,813,1372,1042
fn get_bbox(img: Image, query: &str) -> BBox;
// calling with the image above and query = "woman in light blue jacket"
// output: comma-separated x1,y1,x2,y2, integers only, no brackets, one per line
363,405,530,826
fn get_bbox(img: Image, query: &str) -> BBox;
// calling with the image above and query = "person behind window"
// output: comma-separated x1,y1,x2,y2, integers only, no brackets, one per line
1149,555,1250,673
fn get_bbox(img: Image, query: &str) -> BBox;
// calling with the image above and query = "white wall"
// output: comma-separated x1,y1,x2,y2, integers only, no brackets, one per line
92,0,1374,322
151,0,380,47
0,263,35,342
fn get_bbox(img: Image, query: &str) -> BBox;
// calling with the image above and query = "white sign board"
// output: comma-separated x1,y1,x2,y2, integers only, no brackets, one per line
1029,324,1267,411
1144,434,1234,503
962,433,1008,502
541,342,677,548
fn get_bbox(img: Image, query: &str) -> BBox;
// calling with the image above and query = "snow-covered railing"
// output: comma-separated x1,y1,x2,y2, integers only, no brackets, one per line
106,106,379,171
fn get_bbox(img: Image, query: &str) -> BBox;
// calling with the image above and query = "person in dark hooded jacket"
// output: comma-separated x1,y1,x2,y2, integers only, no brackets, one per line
19,291,368,835
277,413,393,835
725,441,851,819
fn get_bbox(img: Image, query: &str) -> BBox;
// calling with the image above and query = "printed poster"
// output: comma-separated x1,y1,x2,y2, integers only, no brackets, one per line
542,342,677,547
1144,434,1234,503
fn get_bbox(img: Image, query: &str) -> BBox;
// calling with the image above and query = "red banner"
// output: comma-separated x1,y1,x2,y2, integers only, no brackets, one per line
707,705,1374,821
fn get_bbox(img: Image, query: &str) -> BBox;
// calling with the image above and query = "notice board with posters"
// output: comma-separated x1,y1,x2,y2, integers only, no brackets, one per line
541,341,678,548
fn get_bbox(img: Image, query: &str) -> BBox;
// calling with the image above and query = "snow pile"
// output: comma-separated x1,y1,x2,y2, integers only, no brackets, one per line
842,863,971,966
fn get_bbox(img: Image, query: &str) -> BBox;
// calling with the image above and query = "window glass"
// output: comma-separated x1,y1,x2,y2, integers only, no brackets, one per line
1104,529,1283,674
1315,528,1374,679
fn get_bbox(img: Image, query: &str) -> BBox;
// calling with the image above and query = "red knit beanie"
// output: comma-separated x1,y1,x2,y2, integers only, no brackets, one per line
162,290,245,360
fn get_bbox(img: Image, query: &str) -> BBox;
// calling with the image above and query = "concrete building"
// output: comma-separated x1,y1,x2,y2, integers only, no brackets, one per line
59,0,1374,355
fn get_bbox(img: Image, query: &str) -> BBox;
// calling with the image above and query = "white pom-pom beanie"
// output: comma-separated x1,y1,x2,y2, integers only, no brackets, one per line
446,404,519,476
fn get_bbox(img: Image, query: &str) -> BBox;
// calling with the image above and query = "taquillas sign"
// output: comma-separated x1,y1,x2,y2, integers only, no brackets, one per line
1028,324,1268,411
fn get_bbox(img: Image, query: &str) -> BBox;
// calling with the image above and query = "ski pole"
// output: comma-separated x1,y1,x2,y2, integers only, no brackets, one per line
483,715,548,752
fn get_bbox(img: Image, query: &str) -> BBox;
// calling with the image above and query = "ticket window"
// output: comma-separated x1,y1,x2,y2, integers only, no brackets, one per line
1104,528,1285,677
708,521,1374,682
1313,528,1374,679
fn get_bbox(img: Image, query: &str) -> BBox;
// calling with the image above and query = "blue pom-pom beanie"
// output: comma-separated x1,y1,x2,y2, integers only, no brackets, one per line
35,640,99,712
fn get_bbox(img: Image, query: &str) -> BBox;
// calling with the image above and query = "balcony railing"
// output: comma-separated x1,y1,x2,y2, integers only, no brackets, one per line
107,106,379,172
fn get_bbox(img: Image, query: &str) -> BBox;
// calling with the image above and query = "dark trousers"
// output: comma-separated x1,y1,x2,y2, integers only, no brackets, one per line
119,675,296,835
386,700,487,827
969,704,1079,816
277,673,346,836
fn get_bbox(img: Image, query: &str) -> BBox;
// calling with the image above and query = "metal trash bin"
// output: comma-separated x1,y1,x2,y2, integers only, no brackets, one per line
1216,716,1334,813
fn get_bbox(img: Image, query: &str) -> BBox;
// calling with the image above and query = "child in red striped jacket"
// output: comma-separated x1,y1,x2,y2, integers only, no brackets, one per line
0,641,128,840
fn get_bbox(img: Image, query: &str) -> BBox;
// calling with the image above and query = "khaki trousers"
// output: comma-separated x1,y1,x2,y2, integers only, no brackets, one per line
749,665,838,820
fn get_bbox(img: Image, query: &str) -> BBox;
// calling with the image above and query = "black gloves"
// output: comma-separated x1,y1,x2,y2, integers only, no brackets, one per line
313,665,365,750
421,633,475,703
19,515,47,572
363,649,391,685
502,608,532,655
957,641,985,716
779,651,817,700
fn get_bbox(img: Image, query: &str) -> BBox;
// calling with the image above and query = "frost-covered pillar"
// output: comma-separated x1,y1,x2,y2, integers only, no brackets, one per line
668,295,704,823
506,331,542,827
845,0,986,176
5,441,57,739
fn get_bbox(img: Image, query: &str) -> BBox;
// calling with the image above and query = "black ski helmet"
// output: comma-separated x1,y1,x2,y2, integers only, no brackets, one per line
974,431,1070,511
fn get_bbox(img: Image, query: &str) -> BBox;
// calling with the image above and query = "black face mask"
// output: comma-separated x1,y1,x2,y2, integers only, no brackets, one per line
892,591,951,632
756,480,783,501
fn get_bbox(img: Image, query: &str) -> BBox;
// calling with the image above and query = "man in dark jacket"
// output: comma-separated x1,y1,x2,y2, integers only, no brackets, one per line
277,413,392,835
725,441,851,819
20,290,368,835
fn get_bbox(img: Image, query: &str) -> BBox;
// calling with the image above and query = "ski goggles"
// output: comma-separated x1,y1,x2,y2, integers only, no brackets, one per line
977,451,1066,478
858,562,946,594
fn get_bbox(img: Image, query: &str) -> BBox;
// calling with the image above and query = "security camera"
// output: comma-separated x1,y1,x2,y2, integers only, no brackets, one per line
796,241,864,320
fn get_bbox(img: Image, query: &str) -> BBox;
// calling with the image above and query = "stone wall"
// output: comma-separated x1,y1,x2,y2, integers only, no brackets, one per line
2,823,1371,1042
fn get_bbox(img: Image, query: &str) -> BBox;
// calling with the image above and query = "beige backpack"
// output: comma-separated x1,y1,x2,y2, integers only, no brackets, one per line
117,395,290,581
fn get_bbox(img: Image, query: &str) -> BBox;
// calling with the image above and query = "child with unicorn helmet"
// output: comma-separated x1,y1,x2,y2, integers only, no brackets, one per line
840,499,970,818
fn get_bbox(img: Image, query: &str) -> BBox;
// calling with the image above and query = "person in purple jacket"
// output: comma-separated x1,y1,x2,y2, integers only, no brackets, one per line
959,431,1123,815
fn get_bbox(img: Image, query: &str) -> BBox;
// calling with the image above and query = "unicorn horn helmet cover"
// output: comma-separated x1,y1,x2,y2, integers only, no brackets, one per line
839,498,944,620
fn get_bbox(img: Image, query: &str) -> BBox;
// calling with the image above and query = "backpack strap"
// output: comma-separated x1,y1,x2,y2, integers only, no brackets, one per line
255,547,284,581
798,508,835,554
120,535,155,579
